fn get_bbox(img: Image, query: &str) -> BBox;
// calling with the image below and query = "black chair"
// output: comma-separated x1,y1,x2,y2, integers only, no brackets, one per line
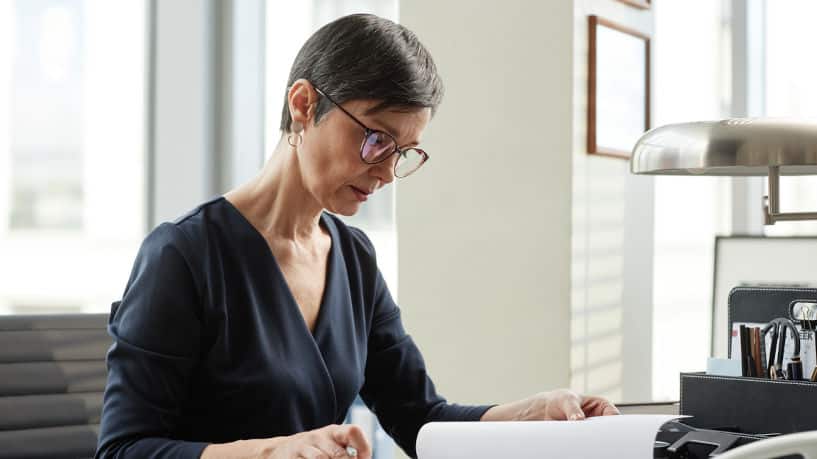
0,313,110,458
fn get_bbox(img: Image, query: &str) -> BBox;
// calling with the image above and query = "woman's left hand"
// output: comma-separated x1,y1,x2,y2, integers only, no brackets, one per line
480,389,620,422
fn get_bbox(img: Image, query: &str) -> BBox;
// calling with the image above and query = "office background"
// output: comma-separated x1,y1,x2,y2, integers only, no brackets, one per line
1,0,816,457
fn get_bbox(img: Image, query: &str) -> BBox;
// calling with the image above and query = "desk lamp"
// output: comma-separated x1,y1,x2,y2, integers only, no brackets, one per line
630,118,817,224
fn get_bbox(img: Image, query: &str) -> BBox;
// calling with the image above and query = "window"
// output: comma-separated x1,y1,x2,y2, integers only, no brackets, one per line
651,0,733,401
0,0,147,314
763,0,817,236
651,0,817,401
265,0,400,294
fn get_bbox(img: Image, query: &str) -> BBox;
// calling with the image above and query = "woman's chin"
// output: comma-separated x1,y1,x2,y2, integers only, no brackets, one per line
326,202,362,217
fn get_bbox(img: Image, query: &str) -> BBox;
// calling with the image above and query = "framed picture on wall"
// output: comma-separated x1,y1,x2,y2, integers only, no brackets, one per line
587,15,651,159
616,0,651,9
711,236,817,359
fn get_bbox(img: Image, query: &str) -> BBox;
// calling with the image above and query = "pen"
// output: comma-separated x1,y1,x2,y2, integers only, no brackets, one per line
778,325,787,378
740,325,749,377
767,324,779,378
789,357,803,380
752,327,763,377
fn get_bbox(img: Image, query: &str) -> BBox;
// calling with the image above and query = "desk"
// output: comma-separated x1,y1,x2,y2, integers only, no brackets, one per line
617,401,679,415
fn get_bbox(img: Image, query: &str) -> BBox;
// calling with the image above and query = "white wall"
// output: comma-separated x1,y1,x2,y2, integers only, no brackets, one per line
396,1,657,425
396,0,574,410
570,0,655,403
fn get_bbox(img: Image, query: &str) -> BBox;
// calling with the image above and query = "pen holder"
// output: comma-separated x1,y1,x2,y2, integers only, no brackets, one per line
680,372,817,435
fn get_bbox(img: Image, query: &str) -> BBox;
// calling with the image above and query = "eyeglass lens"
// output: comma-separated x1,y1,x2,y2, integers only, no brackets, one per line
361,131,425,177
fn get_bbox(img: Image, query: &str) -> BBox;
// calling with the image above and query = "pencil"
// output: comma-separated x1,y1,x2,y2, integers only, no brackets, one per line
740,325,749,376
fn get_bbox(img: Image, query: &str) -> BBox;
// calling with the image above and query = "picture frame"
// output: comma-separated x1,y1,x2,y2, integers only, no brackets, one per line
711,235,817,358
587,15,651,159
616,0,651,9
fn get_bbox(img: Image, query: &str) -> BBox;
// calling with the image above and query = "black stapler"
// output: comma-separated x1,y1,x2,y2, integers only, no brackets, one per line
653,420,782,458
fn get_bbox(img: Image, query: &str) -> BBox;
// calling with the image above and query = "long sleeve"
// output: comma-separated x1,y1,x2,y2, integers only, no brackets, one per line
96,223,209,458
356,243,496,458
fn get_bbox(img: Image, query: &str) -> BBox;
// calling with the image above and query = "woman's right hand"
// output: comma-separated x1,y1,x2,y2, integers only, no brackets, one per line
201,424,372,459
267,424,372,459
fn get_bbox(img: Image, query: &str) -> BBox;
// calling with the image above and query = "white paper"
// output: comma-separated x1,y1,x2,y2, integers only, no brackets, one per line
416,415,682,459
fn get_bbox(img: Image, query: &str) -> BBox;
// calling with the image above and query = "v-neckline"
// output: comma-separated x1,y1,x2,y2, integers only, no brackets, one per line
220,196,335,340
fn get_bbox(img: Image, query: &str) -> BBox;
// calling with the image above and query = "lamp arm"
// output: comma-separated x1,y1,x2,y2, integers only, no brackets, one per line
763,166,817,225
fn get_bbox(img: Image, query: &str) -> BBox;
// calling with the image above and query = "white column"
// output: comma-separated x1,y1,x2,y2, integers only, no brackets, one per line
396,0,574,408
149,0,220,226
218,0,266,191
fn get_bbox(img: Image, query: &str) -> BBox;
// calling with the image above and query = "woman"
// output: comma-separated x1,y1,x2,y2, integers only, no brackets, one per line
96,13,618,459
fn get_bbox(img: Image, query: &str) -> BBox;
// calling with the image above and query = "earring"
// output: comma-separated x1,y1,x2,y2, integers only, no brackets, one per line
287,131,303,147
287,120,303,147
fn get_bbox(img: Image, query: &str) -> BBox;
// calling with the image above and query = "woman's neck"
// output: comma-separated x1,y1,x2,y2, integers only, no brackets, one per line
225,136,325,243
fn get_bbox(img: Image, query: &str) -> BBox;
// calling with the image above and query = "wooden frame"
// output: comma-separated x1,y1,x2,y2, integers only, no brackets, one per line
616,0,651,9
587,15,651,159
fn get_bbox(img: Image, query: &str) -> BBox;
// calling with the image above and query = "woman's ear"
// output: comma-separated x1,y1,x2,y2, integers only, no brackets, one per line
287,79,316,132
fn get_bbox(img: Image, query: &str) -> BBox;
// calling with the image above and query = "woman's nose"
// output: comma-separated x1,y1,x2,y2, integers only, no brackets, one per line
370,153,398,184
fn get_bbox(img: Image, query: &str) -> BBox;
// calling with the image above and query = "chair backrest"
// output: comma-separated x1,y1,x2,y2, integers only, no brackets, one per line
716,430,817,459
0,313,110,459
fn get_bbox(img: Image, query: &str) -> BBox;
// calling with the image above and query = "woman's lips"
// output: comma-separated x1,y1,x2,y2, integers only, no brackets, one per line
350,185,370,202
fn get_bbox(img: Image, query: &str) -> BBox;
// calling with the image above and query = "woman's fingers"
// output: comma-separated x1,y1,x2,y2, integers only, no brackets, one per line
515,390,619,422
598,399,620,416
308,431,355,458
269,424,372,459
297,445,328,459
581,396,620,417
560,393,586,421
329,424,372,459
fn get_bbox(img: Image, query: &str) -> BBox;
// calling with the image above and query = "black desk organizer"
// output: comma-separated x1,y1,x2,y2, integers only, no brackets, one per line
680,286,817,435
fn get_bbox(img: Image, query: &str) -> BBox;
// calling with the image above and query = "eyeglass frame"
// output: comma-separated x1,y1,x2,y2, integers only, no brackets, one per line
312,86,429,178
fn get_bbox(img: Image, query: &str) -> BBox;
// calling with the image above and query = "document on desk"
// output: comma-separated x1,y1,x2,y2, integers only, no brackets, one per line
416,414,682,459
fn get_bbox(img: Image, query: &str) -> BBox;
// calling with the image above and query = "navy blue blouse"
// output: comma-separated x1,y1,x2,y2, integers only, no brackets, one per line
96,197,494,458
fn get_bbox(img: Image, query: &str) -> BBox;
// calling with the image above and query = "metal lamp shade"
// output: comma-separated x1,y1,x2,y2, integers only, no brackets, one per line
629,118,817,224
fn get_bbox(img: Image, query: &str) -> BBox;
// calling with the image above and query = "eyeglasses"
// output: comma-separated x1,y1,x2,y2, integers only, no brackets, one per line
313,87,429,178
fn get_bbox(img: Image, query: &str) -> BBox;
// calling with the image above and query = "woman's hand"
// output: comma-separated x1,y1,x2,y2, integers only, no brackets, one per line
266,424,372,459
480,389,620,422
201,423,371,459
